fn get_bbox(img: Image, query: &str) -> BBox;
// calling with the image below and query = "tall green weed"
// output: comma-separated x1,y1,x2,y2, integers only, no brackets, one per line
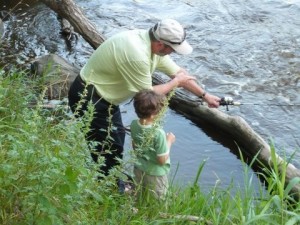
0,69,108,224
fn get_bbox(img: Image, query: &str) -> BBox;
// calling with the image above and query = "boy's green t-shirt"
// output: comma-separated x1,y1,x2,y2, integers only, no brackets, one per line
130,119,170,176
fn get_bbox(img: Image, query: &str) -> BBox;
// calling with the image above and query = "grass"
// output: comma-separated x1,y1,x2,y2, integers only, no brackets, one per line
0,68,299,224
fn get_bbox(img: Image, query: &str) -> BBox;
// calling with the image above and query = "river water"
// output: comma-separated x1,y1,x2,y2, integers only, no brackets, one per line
1,0,299,192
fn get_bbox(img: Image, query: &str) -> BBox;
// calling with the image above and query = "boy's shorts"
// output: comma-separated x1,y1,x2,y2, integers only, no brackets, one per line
134,167,169,199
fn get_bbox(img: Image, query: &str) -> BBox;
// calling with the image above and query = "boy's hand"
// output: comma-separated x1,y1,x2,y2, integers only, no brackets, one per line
166,132,176,144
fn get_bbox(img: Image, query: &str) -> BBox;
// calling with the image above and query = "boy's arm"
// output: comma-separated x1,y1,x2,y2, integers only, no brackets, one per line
157,154,169,165
157,132,175,165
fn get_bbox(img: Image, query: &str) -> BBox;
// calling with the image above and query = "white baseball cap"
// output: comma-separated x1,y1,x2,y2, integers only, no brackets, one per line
152,19,193,55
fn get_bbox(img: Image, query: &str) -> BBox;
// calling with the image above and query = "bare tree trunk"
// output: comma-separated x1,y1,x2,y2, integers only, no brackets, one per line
38,0,300,201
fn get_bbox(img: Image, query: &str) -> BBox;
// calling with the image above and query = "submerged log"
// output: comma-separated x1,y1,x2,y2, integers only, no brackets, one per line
37,0,300,200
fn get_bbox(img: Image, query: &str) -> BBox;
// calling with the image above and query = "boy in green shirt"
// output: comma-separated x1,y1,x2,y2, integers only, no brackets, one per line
131,89,175,199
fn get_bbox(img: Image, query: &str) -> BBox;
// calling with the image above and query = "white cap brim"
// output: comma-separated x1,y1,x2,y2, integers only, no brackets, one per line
167,40,193,55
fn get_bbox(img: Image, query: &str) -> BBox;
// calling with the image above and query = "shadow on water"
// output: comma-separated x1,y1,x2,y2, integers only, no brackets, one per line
179,108,265,169
169,105,273,193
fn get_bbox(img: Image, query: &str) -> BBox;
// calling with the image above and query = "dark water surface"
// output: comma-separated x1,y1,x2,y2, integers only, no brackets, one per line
1,0,299,191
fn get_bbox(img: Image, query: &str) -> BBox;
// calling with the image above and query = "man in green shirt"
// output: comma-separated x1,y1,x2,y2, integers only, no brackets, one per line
68,18,220,191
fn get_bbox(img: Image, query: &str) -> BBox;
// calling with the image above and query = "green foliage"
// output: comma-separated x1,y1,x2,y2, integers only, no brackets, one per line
0,69,108,224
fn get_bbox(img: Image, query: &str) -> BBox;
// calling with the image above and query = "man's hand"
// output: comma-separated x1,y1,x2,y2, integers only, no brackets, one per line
203,93,220,108
170,68,221,108
170,69,196,87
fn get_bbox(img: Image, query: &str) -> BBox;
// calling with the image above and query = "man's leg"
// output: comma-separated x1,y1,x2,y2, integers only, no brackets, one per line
68,76,126,190
89,98,125,175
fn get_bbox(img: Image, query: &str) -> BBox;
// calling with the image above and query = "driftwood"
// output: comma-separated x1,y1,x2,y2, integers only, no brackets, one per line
37,0,300,200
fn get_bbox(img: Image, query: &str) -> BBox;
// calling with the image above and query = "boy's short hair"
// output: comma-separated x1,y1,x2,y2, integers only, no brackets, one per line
133,89,166,119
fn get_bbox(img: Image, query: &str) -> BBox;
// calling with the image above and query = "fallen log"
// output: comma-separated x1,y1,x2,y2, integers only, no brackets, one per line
40,0,105,49
36,0,300,201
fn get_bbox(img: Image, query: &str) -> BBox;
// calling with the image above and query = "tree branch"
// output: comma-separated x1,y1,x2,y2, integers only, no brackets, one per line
40,0,105,49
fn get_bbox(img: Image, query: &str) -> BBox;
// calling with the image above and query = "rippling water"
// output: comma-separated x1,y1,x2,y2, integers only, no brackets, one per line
1,0,299,191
